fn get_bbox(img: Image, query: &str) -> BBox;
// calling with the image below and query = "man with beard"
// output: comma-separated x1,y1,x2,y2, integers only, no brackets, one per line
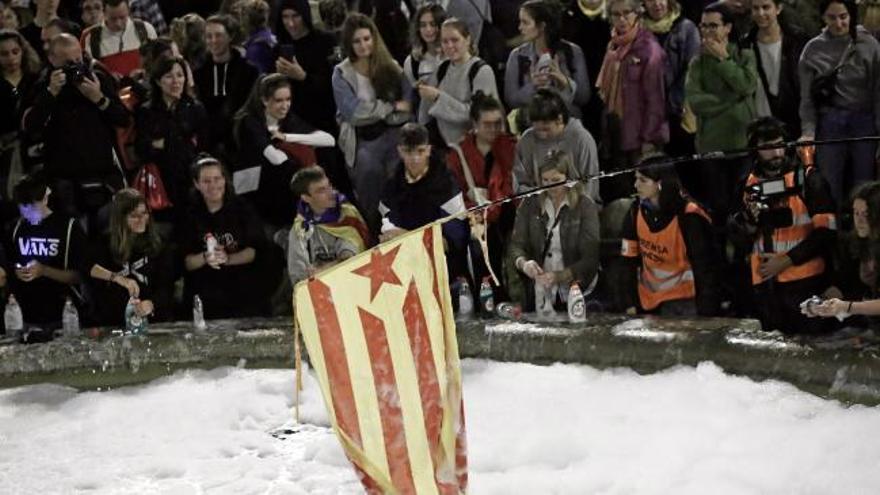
730,117,837,334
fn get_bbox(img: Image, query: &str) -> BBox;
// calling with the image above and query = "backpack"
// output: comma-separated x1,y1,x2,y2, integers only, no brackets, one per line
88,19,149,59
425,59,489,148
435,58,488,90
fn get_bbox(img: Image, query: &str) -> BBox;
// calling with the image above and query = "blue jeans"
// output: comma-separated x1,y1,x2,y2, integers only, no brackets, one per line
350,127,401,235
816,108,877,205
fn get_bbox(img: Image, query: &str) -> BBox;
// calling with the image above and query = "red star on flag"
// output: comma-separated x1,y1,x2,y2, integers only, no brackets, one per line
353,245,402,301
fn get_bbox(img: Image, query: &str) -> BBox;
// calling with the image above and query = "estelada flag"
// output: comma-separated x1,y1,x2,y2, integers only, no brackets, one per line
294,223,468,494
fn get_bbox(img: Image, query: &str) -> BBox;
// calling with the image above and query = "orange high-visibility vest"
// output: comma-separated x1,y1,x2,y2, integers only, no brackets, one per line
621,202,709,310
745,169,836,285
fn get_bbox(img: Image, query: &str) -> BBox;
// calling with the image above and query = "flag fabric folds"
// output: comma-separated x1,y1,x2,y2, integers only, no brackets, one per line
294,222,468,494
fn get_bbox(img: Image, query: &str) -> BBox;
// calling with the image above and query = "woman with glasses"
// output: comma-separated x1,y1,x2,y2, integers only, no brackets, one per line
89,188,175,325
596,0,668,202
684,1,757,225
798,0,880,204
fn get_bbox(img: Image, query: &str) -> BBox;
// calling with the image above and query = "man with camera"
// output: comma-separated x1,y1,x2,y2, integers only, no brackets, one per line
730,117,837,334
22,33,129,234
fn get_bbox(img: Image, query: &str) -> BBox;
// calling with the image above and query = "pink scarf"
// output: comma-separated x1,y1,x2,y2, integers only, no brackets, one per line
596,25,640,117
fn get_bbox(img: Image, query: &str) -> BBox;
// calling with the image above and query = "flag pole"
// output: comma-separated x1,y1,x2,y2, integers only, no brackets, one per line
293,312,303,423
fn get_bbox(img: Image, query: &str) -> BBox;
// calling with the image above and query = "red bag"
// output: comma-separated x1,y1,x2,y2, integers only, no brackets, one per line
275,141,317,168
133,163,173,211
115,86,140,171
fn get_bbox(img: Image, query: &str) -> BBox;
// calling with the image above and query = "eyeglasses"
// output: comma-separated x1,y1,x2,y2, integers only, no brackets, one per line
609,9,635,19
699,22,724,30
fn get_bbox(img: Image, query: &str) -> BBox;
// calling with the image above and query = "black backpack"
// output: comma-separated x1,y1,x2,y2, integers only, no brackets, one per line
424,58,489,149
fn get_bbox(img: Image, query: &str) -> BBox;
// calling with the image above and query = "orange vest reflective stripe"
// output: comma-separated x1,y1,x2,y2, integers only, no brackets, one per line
628,202,708,310
745,169,831,285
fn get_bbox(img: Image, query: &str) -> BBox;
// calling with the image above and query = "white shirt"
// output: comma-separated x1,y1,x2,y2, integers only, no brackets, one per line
541,196,569,302
755,39,782,118
354,72,376,103
85,17,157,58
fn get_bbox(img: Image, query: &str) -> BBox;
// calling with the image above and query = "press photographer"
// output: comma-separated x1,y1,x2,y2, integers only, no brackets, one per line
730,117,837,333
22,33,129,236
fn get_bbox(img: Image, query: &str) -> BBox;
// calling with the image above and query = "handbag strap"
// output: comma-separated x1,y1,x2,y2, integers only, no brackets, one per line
539,205,565,263
450,143,487,205
830,40,855,75
753,43,776,102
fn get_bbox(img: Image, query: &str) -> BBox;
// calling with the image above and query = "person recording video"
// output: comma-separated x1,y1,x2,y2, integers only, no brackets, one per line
729,117,837,334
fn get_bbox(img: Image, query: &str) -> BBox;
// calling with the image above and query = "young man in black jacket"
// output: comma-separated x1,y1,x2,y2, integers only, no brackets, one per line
195,14,258,156
378,123,470,278
22,33,128,234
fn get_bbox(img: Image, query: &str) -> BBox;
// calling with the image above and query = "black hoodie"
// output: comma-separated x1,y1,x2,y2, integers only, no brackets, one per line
194,48,258,148
273,0,339,133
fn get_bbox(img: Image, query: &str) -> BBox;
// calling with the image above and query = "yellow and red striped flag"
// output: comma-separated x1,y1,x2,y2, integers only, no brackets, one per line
294,223,468,494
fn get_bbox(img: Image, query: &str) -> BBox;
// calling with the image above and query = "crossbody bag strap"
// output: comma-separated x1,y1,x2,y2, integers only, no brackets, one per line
450,143,485,204
539,207,565,263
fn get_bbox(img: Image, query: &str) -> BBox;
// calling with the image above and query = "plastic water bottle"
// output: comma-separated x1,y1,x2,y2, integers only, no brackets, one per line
205,233,218,262
457,278,473,316
193,295,207,332
62,297,80,337
4,294,23,340
124,298,148,335
535,283,555,317
479,277,494,315
496,302,522,321
568,282,587,323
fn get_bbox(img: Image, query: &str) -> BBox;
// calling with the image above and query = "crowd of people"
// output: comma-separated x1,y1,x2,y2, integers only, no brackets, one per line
1,0,880,339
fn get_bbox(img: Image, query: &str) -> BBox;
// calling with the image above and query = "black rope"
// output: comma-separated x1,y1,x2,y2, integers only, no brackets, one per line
460,135,880,216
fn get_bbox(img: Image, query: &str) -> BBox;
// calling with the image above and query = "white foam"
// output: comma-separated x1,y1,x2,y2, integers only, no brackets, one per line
1,359,879,493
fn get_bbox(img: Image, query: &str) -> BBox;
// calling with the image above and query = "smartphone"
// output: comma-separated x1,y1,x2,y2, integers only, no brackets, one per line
279,44,296,61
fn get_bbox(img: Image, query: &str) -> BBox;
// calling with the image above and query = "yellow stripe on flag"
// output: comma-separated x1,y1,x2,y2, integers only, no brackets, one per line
294,222,468,494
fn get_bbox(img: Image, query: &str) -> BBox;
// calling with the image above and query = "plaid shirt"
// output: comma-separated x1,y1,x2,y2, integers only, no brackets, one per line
130,0,167,35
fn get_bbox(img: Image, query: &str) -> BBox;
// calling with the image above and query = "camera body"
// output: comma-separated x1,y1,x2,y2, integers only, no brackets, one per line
62,61,92,85
745,165,805,230
746,176,788,211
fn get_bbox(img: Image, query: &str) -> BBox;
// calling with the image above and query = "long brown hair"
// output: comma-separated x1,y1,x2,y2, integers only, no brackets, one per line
0,29,41,77
109,189,162,264
341,13,403,101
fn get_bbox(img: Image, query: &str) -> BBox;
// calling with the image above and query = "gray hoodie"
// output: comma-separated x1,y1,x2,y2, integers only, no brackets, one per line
513,117,600,202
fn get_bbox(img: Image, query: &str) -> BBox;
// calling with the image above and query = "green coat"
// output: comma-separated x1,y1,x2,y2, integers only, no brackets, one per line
685,44,757,153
